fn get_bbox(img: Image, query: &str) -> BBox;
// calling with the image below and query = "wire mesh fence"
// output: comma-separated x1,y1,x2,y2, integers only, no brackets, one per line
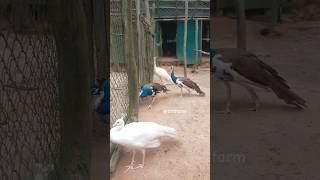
109,0,154,173
0,1,60,179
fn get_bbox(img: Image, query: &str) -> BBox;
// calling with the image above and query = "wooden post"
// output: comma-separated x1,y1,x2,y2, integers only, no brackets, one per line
236,0,246,50
136,0,143,83
50,0,93,179
93,0,109,79
110,0,139,173
271,0,280,27
91,0,108,179
183,0,189,77
152,1,157,56
194,19,199,69
144,0,155,83
210,16,214,50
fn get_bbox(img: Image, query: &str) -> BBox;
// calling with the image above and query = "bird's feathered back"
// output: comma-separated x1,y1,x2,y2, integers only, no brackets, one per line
215,48,306,108
139,83,168,98
152,82,168,93
179,77,205,96
170,66,205,96
154,58,174,84
110,120,177,149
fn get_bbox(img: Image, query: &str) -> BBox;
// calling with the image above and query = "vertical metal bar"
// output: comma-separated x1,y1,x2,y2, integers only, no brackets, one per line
183,0,188,77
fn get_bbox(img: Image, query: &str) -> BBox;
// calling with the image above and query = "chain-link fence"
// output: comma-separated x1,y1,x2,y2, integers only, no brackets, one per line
0,1,61,179
110,0,154,173
1,0,97,179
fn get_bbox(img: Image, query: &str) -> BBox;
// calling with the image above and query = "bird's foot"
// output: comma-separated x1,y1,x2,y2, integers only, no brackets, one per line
215,110,231,114
215,107,231,114
147,105,152,109
124,164,135,173
134,164,144,169
248,107,258,112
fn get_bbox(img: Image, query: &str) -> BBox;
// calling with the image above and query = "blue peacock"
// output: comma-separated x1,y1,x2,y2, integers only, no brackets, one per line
170,66,205,97
91,78,110,123
139,82,168,109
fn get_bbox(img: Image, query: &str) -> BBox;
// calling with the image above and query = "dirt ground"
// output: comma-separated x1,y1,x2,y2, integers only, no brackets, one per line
212,17,320,180
111,65,211,180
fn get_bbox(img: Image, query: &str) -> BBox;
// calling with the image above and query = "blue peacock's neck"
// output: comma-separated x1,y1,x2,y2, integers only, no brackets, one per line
210,49,217,73
210,49,216,60
140,87,153,97
171,72,178,83
102,81,110,100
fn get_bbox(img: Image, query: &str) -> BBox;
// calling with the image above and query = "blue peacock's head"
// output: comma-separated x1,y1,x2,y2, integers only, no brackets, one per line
139,86,153,98
210,48,216,60
92,78,110,118
211,49,221,73
170,66,177,83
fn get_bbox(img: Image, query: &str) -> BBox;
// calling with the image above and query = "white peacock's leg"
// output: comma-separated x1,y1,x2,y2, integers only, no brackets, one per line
124,150,136,173
130,150,136,165
180,87,183,97
245,87,260,111
135,149,146,169
147,96,156,109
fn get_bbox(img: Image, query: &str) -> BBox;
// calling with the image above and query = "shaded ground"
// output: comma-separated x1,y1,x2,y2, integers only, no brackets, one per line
212,17,320,180
111,65,210,180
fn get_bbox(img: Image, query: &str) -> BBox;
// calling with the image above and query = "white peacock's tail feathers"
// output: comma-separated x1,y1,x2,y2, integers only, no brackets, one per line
158,125,177,138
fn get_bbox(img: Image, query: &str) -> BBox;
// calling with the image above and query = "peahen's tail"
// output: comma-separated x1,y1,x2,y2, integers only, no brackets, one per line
271,81,307,109
193,83,206,96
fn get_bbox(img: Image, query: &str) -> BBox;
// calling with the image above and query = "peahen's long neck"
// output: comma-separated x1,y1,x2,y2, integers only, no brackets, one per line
154,60,157,69
110,126,124,144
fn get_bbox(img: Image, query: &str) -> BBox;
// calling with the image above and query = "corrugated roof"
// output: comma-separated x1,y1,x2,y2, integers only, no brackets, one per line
152,1,210,20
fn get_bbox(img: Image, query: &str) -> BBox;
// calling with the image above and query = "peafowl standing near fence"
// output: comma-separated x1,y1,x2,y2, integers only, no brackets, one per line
153,57,174,85
110,115,177,172
170,66,205,97
91,78,110,123
211,48,307,113
139,82,168,109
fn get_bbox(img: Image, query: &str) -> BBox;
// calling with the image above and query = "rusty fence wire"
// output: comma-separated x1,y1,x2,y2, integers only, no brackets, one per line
0,1,61,179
